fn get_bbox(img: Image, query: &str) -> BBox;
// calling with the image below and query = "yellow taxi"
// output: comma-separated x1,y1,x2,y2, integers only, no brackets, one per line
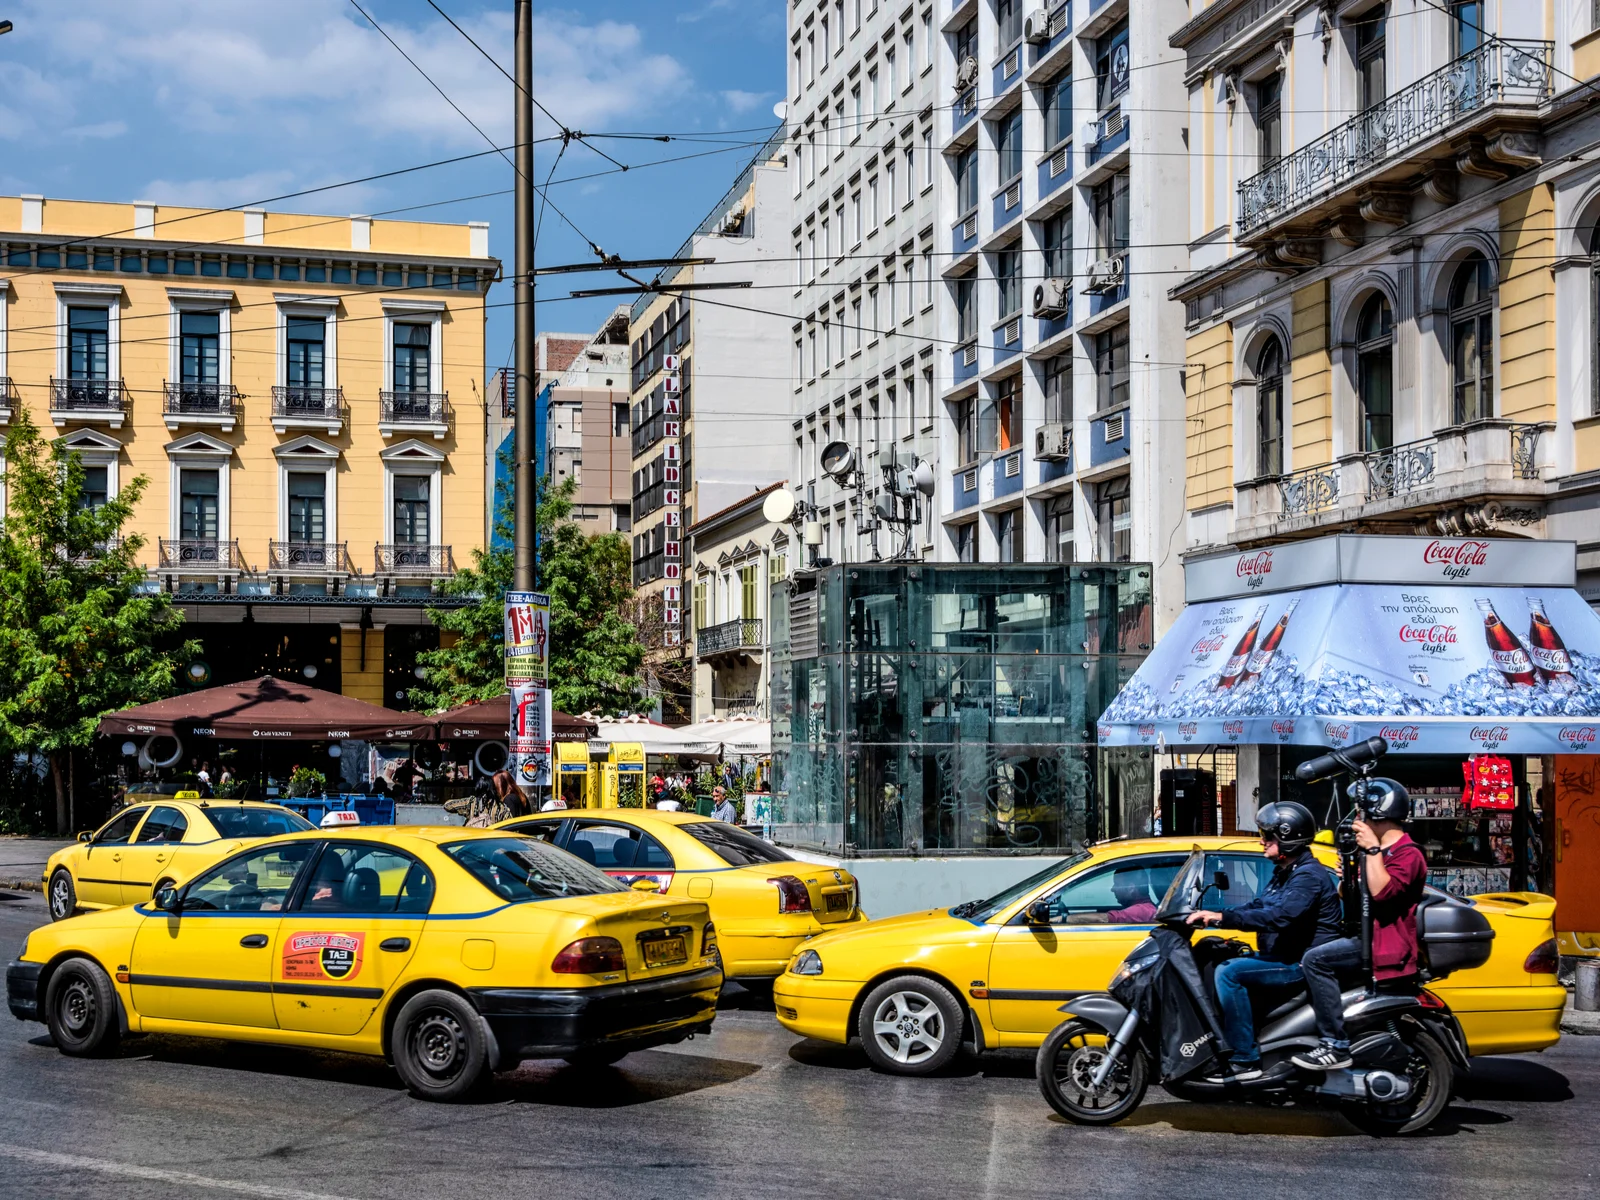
774,837,1566,1075
495,809,865,989
8,827,722,1100
44,800,316,920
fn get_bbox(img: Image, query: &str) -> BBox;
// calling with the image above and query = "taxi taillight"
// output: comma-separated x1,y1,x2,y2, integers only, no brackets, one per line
1524,938,1559,976
768,875,812,914
702,922,719,960
552,936,626,974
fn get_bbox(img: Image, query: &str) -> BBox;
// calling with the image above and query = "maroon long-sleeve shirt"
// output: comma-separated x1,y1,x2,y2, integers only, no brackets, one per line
1369,833,1428,980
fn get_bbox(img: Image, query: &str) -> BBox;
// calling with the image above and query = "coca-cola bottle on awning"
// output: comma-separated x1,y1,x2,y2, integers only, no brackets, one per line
1238,599,1300,692
1216,604,1267,690
1475,597,1538,689
1526,597,1578,694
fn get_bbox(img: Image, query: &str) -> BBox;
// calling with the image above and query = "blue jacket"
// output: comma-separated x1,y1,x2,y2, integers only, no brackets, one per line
1217,850,1343,963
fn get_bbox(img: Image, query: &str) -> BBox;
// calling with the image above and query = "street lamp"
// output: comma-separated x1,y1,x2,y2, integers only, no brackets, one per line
0,21,13,36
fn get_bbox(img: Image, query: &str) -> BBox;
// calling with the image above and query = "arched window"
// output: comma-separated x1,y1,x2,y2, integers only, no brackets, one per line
1450,253,1494,425
1255,338,1285,477
1356,294,1394,451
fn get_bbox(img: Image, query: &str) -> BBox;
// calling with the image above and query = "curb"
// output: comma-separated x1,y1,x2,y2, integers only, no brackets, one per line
0,879,43,893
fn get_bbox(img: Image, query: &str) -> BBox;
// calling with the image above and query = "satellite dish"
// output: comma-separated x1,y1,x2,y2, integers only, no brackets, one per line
912,459,936,496
762,489,797,523
773,101,789,122
820,440,856,480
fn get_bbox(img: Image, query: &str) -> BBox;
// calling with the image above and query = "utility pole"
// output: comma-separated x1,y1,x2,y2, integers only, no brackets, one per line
512,0,536,591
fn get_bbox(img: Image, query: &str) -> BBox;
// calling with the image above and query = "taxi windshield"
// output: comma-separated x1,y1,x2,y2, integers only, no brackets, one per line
949,851,1092,922
207,807,315,837
443,836,629,903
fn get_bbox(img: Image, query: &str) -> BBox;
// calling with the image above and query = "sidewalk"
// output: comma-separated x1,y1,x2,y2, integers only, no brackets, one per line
1561,993,1600,1037
0,836,74,890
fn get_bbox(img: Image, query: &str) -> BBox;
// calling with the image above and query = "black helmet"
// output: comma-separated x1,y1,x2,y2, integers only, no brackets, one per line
1357,777,1410,823
1256,801,1317,853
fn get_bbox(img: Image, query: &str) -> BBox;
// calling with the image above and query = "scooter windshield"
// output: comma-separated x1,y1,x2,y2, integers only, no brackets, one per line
1153,849,1207,921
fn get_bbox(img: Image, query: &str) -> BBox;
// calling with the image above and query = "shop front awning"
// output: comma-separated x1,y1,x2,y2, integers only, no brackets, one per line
1098,535,1600,755
99,676,428,742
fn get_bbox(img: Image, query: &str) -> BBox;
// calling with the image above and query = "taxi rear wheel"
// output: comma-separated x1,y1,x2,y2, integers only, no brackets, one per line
857,975,963,1076
392,990,490,1102
44,958,120,1057
48,869,77,922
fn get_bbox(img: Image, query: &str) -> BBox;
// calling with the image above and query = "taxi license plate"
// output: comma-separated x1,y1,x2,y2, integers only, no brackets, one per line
641,936,687,967
825,891,850,913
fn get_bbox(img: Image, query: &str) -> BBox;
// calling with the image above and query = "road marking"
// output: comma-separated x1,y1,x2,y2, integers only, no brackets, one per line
0,1143,360,1200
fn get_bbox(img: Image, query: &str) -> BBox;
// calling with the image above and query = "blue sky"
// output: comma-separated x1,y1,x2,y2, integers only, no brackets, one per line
0,0,789,369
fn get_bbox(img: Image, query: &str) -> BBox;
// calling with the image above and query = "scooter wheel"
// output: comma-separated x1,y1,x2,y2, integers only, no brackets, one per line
1037,1019,1148,1125
1344,1026,1453,1137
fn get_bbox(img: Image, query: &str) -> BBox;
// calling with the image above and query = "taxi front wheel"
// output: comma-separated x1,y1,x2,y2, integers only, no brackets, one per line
857,975,963,1076
392,990,491,1102
48,869,76,922
44,958,120,1057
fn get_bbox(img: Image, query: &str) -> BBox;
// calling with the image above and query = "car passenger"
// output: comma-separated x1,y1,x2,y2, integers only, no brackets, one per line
1187,801,1342,1082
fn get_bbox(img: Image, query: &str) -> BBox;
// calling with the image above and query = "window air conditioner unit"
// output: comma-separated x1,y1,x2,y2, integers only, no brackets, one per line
1085,256,1126,295
1032,276,1070,319
1036,421,1071,462
955,55,979,91
1023,9,1052,45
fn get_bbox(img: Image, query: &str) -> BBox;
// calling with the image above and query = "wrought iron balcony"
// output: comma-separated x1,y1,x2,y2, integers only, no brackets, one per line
375,542,454,576
1238,39,1553,236
163,381,240,419
697,618,764,658
1278,462,1340,517
158,538,246,571
271,386,345,428
268,540,352,574
0,377,14,411
379,390,451,427
1365,437,1438,501
1511,422,1545,480
50,377,128,414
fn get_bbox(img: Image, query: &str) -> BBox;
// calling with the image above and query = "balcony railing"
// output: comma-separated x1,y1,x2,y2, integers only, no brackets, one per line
158,538,246,571
375,543,454,576
1239,39,1553,235
0,377,15,409
163,381,240,418
379,390,451,425
50,377,128,413
272,386,345,424
633,479,666,523
269,540,352,574
1278,462,1340,517
697,618,764,657
1510,422,1544,479
1365,436,1438,501
953,87,978,130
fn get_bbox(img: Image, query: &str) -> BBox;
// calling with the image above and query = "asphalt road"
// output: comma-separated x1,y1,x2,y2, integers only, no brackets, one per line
0,888,1594,1200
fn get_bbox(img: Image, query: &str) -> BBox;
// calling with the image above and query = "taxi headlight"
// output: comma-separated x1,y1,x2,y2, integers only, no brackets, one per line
791,949,824,976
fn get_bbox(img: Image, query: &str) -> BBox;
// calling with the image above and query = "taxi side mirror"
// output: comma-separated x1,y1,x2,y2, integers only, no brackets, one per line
152,886,182,913
1213,870,1230,892
77,831,92,844
1025,899,1052,926
631,878,662,892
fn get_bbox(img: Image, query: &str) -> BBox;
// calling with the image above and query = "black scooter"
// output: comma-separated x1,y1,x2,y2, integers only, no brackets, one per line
1037,745,1491,1136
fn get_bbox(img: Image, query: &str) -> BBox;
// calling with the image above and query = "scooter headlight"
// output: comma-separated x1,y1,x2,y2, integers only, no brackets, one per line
1111,947,1160,988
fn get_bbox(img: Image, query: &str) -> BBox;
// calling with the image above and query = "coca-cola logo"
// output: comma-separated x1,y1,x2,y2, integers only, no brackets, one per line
1471,725,1511,748
1223,720,1244,741
1097,724,1112,741
1323,723,1351,744
1398,624,1457,645
1136,724,1155,740
1271,719,1296,736
1423,539,1489,580
1178,722,1198,739
1191,634,1226,655
1235,550,1273,589
1378,724,1421,747
1558,726,1597,747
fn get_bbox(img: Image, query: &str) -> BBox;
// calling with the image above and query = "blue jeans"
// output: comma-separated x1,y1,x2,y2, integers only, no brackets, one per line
1300,937,1363,1050
1212,956,1305,1065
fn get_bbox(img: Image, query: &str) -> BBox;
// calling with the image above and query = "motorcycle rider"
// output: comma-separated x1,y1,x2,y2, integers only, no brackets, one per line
1187,801,1343,1081
1292,780,1427,1072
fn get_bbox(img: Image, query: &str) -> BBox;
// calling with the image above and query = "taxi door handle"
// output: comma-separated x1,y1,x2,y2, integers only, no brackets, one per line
111,853,121,862
239,934,269,948
380,938,411,952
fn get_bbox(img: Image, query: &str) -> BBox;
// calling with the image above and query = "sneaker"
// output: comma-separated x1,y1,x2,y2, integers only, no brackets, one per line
1203,1062,1262,1084
1292,1044,1353,1071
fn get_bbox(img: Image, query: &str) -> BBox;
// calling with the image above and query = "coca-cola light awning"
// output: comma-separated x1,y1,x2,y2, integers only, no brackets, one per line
1099,536,1600,755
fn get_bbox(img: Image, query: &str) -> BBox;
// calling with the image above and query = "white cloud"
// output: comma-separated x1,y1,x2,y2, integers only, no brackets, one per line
65,121,127,140
721,89,769,115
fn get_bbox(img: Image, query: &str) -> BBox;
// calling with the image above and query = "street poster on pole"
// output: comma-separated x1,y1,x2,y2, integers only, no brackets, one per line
505,590,550,686
510,681,553,789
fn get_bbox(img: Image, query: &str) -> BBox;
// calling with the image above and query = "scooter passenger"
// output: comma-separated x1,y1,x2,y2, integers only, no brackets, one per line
1292,781,1427,1072
1186,802,1343,1081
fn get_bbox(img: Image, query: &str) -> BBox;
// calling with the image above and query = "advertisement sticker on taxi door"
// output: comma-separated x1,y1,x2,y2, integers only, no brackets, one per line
282,931,366,981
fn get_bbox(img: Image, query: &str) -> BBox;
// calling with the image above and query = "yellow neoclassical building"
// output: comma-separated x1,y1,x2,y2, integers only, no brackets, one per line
0,193,498,705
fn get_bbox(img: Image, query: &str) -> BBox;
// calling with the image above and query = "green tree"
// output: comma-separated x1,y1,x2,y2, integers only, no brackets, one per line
412,474,648,717
0,412,196,832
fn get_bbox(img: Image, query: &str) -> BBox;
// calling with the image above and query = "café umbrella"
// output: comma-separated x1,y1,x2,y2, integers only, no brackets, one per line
99,676,427,743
